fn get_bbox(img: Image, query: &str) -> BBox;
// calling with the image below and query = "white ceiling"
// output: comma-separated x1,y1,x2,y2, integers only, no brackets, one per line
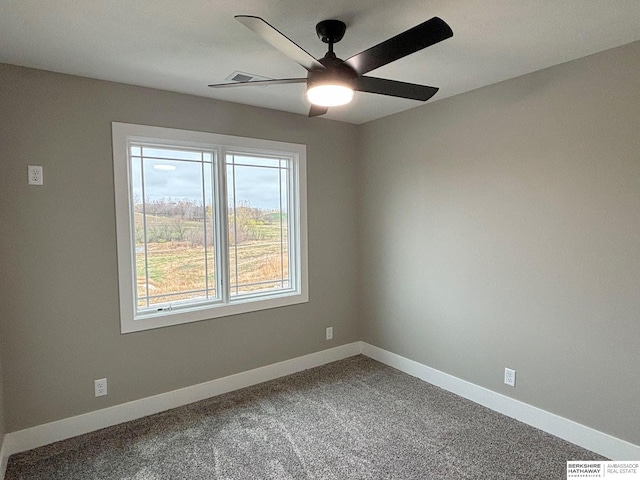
2,1,640,124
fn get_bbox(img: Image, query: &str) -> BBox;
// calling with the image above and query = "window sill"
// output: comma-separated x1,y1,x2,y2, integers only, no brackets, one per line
121,290,309,333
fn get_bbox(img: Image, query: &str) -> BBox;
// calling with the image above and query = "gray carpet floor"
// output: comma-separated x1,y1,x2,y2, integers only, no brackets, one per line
6,355,605,479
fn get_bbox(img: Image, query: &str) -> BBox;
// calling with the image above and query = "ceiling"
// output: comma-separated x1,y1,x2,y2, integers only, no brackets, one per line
2,1,640,124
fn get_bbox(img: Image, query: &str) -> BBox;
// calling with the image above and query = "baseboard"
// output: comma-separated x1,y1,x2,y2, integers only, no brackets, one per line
2,342,362,461
361,342,640,461
2,341,637,472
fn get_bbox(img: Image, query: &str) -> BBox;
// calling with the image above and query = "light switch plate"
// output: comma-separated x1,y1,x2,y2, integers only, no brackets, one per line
326,326,333,340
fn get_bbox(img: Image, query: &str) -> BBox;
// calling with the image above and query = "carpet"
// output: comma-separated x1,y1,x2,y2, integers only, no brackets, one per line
6,355,605,479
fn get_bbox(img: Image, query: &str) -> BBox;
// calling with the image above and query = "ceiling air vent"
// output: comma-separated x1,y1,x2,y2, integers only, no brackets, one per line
225,71,272,83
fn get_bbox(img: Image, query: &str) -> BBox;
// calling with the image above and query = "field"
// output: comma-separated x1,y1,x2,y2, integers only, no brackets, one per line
135,215,289,307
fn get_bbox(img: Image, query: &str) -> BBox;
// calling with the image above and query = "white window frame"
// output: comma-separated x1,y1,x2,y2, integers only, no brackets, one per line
112,122,308,333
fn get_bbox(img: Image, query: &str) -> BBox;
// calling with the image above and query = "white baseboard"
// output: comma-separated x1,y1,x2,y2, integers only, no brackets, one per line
1,340,637,478
361,342,640,461
1,342,362,463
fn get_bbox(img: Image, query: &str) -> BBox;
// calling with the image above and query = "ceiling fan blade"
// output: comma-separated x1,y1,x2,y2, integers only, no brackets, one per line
345,17,453,75
354,76,438,101
208,78,306,88
235,15,325,72
308,105,329,117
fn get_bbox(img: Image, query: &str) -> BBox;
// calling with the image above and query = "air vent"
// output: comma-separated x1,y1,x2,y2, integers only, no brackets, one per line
225,71,272,83
231,73,253,83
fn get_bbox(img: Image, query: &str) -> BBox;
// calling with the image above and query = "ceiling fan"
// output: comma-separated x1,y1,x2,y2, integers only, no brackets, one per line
208,15,453,117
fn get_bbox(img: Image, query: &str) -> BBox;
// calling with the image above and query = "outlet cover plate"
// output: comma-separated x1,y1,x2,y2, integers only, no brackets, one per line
28,165,43,185
504,368,516,387
94,378,108,397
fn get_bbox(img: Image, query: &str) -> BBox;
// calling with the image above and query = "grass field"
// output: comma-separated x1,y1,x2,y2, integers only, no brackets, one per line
136,224,289,307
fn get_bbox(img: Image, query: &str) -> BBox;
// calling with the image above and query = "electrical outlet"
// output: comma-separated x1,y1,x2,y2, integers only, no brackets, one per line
94,378,108,397
28,165,43,185
504,368,516,387
326,326,333,340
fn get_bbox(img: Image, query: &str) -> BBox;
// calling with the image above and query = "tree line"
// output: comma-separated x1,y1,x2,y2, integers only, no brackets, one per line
135,198,283,246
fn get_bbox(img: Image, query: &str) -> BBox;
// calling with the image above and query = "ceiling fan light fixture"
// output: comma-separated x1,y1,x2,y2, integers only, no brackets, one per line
212,16,454,117
307,83,353,107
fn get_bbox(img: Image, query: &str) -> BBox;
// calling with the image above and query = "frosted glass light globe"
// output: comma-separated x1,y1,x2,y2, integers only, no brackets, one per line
307,84,353,107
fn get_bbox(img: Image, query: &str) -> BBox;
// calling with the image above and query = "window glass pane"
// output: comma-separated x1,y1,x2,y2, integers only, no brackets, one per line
141,146,204,162
132,145,217,310
280,165,290,288
132,158,147,308
228,154,281,168
226,154,290,297
203,162,217,294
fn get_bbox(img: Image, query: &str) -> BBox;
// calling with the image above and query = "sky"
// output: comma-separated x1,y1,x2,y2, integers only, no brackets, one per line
131,148,288,211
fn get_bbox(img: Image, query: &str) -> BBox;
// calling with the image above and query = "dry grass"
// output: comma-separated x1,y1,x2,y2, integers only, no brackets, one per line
136,240,289,307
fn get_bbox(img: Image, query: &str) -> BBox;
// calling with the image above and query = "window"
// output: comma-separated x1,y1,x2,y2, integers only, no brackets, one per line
112,123,308,333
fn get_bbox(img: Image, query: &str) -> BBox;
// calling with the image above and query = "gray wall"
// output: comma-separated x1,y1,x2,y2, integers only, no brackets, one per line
358,41,640,445
0,64,360,432
0,341,5,442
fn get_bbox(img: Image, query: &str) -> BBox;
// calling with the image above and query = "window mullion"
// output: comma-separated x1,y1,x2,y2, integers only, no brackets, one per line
217,147,230,304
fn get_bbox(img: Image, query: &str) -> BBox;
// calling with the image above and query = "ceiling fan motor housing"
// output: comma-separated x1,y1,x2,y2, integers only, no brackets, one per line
307,52,357,90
